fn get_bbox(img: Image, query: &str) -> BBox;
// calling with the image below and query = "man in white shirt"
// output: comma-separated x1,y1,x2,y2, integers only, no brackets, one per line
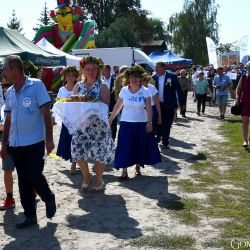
152,62,185,148
102,64,117,140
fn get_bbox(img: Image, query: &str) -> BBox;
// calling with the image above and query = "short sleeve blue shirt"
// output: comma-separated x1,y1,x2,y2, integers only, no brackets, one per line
5,77,51,147
213,74,230,96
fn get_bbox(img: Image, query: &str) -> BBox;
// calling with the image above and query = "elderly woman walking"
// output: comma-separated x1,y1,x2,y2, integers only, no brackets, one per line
194,71,209,116
236,61,250,148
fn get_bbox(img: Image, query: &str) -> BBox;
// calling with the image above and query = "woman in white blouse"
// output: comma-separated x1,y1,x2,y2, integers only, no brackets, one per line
56,66,79,174
109,65,161,180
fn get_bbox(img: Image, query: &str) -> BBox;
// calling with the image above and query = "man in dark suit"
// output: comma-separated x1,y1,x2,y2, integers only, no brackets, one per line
152,62,185,148
102,64,117,140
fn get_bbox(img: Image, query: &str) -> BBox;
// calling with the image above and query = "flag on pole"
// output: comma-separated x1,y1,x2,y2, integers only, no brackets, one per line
239,35,249,64
206,37,218,68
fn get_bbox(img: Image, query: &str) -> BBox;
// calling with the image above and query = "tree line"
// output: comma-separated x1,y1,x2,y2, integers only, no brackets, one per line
6,0,237,65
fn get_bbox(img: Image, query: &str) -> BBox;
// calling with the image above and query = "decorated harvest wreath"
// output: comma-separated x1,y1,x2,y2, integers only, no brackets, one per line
141,72,155,86
80,56,104,69
123,65,145,81
113,65,146,97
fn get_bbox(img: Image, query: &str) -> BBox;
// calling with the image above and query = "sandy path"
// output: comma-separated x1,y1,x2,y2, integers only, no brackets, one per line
0,95,229,250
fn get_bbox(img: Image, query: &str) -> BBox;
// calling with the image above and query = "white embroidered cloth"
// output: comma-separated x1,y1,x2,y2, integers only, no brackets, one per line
52,102,109,135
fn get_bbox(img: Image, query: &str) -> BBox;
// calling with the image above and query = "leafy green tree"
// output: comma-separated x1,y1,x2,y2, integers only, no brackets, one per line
167,0,219,65
95,18,139,47
78,0,115,31
33,2,52,32
78,0,143,32
78,0,167,44
7,9,23,32
147,18,167,41
216,42,239,54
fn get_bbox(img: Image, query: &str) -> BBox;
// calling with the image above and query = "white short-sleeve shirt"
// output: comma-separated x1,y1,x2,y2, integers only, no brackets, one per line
158,73,165,102
57,86,73,98
119,86,151,122
147,84,158,106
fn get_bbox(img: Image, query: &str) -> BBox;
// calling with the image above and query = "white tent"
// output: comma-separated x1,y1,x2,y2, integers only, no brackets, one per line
35,38,81,68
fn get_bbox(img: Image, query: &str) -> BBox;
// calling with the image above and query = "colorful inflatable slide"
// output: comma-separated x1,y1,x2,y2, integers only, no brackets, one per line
33,0,95,91
33,0,95,53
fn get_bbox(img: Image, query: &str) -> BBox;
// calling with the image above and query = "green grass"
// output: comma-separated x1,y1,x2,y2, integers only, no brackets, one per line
129,234,196,249
168,116,250,247
188,152,208,161
202,238,236,250
159,198,200,226
127,117,250,249
174,179,203,193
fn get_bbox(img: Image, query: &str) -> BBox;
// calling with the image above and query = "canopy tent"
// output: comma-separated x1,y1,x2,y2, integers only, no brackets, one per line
149,51,192,65
36,38,81,68
0,27,66,67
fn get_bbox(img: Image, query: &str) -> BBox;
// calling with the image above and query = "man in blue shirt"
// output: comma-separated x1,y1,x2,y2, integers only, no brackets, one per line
213,66,231,119
0,55,56,228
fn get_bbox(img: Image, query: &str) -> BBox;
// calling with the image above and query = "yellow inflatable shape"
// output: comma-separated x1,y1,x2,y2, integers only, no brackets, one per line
49,153,61,159
57,6,73,43
51,77,62,90
85,40,95,49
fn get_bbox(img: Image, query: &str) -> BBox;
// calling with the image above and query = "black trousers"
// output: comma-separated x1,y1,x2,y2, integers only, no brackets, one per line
180,90,188,116
10,141,52,218
156,103,175,145
196,94,207,113
111,116,118,140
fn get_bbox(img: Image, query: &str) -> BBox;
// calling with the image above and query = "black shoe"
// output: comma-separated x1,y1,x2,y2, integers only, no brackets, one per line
45,193,56,219
118,172,129,181
196,112,200,116
16,216,37,229
162,143,169,149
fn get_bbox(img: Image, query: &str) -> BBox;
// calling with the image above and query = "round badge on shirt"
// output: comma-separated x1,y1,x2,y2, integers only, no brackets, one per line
23,97,32,108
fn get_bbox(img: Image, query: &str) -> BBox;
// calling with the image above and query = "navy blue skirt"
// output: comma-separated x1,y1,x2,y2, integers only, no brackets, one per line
56,124,73,162
152,105,157,131
114,121,161,169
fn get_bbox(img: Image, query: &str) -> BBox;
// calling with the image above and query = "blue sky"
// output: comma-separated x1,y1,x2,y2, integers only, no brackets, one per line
1,0,250,44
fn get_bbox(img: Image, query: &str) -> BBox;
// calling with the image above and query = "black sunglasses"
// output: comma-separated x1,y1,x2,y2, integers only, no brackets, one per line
58,11,71,17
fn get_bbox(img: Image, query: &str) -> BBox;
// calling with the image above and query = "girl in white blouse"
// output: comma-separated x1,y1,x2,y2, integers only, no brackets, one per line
56,66,79,174
109,66,161,180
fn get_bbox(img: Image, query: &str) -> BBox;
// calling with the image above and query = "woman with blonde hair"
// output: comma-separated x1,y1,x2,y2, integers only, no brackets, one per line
72,56,115,191
235,61,250,147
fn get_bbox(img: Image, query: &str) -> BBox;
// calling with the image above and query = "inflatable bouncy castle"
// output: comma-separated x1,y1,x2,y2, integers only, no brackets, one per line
33,0,95,53
34,0,95,92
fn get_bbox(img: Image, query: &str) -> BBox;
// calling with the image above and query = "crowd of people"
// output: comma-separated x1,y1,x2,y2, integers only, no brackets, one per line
0,54,249,229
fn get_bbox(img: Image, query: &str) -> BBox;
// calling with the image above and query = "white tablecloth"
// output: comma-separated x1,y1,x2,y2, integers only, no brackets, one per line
52,102,109,135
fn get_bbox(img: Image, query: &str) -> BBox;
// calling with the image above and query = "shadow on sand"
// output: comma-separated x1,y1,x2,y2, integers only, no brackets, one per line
2,209,60,250
66,192,142,239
